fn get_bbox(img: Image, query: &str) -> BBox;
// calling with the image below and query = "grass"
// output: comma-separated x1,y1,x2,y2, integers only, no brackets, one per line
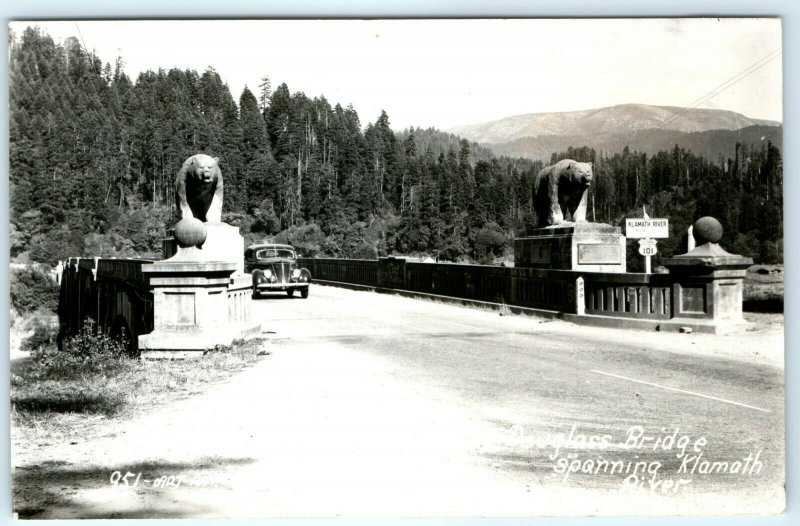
744,265,784,313
11,337,270,438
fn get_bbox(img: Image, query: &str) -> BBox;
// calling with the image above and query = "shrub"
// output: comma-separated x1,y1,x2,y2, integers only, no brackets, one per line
109,202,172,256
223,211,254,231
28,226,82,264
274,223,325,257
33,319,129,377
352,242,378,260
82,232,136,258
474,223,509,261
10,265,59,313
21,316,59,354
439,242,467,262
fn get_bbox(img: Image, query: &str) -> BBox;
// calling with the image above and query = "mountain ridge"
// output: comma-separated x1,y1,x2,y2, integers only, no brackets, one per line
484,125,782,162
448,103,781,145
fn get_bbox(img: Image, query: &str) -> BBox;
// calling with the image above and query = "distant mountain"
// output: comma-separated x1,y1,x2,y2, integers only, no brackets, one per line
448,103,780,145
488,125,783,162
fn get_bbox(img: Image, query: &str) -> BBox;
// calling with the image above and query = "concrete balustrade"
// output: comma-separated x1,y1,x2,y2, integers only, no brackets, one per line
299,253,751,334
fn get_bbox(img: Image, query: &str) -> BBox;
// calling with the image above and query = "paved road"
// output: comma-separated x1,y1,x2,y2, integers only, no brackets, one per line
256,285,785,513
13,284,784,517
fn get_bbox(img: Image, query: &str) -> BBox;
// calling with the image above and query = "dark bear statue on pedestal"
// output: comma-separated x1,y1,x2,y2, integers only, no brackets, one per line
175,154,223,223
533,159,593,227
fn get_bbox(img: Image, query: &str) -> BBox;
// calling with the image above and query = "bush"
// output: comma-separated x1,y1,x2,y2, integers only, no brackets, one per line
110,202,172,256
474,223,509,261
33,319,129,377
223,211,254,231
438,242,468,262
82,232,136,258
274,223,326,257
21,316,59,354
352,242,378,260
10,265,59,313
28,226,82,264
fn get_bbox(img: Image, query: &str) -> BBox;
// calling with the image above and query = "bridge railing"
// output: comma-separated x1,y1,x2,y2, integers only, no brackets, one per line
59,257,156,348
297,256,708,325
299,257,580,314
583,272,673,320
97,257,154,289
297,255,752,332
300,258,379,287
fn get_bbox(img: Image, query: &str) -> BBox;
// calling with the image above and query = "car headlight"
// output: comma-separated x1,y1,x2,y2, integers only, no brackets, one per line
291,269,301,279
264,269,273,279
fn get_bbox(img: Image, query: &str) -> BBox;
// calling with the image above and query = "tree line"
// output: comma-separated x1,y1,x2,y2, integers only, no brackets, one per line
9,27,783,267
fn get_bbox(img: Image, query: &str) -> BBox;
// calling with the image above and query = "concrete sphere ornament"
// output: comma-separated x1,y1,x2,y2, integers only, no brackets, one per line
174,217,208,248
693,216,723,245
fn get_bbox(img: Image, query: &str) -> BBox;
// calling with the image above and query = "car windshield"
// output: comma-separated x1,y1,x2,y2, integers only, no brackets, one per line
256,248,294,259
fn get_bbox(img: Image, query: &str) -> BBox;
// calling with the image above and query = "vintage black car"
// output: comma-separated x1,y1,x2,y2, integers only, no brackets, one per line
244,243,311,298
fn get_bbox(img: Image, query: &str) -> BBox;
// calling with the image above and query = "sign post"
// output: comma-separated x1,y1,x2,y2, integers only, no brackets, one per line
625,207,669,274
637,238,658,274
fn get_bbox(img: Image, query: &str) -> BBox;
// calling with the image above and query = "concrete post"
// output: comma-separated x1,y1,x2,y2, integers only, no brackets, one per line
664,217,752,334
138,260,260,358
575,276,586,316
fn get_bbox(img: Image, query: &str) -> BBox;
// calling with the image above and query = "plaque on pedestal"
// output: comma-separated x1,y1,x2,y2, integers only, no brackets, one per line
515,223,627,273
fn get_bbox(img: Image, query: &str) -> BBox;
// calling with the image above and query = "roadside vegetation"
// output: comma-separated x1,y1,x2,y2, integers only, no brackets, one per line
744,264,784,312
11,316,269,439
10,264,270,437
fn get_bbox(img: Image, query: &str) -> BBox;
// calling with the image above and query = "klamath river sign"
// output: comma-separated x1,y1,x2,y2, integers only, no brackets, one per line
625,208,669,273
625,218,669,239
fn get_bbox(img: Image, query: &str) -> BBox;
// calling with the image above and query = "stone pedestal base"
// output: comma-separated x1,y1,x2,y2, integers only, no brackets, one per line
137,259,260,357
665,243,753,332
515,223,626,273
163,222,245,274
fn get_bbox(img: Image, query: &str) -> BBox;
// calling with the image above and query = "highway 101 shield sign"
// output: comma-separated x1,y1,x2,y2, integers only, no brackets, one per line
638,238,658,256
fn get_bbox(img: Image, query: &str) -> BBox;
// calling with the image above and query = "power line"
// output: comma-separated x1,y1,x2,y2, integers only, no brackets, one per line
652,50,780,131
632,48,781,147
72,22,120,126
74,22,92,62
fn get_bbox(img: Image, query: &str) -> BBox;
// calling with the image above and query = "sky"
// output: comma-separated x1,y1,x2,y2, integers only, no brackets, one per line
11,18,783,131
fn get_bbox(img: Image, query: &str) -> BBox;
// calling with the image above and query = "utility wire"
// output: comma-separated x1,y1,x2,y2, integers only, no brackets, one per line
72,22,120,125
74,22,91,61
632,48,781,147
658,49,780,127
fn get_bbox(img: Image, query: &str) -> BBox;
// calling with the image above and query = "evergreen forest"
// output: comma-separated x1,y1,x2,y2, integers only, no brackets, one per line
9,27,784,268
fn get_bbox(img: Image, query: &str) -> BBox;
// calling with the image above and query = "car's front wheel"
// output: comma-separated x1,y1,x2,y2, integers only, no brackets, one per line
287,289,295,298
301,288,309,299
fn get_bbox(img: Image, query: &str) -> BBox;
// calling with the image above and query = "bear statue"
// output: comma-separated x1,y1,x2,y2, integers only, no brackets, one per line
175,154,223,223
533,159,593,227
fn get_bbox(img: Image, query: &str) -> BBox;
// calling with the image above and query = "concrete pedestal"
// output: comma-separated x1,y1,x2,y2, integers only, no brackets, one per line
163,222,245,274
664,243,753,334
515,222,626,273
137,254,260,358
